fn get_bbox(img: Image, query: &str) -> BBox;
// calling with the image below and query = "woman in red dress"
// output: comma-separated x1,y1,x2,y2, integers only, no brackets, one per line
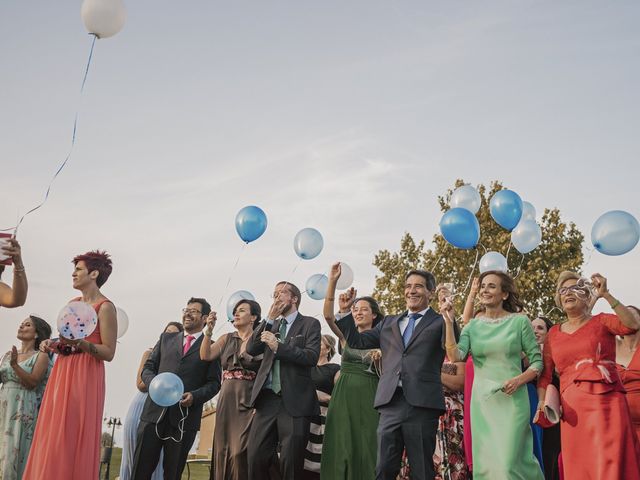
616,305,640,441
537,271,640,480
23,251,117,480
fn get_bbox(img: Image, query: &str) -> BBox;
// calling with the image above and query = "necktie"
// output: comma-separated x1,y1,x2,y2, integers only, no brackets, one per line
183,335,195,355
402,313,422,347
271,318,288,394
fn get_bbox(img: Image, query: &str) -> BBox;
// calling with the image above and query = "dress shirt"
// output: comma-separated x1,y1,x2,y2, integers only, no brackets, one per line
264,310,298,390
397,307,430,387
182,330,203,347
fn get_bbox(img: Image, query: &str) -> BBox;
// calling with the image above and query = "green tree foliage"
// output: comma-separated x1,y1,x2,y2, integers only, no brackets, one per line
373,180,584,323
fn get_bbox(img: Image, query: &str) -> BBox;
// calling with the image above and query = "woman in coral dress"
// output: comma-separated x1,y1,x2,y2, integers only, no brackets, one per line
23,250,117,480
616,305,640,441
538,272,640,480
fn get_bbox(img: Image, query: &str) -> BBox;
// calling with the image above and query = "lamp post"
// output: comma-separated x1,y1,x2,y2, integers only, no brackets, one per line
101,416,122,480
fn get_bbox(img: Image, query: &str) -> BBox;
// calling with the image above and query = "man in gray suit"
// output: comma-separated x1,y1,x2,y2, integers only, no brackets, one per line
336,268,446,480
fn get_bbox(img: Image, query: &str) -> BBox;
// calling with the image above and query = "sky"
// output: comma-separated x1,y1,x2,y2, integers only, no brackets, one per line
1,0,639,442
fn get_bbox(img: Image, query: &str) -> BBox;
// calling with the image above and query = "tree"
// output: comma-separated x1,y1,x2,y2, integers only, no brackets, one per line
373,180,584,323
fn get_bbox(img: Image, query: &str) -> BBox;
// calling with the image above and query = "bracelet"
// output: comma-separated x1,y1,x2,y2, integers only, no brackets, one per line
326,297,335,301
13,265,25,272
204,330,213,337
445,342,457,349
610,299,621,309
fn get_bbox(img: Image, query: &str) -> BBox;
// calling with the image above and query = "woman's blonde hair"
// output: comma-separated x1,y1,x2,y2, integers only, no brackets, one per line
322,334,337,361
554,271,592,308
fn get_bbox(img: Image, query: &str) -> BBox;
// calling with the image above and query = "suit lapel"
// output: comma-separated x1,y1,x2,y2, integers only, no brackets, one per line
285,313,304,341
405,309,438,349
392,313,405,348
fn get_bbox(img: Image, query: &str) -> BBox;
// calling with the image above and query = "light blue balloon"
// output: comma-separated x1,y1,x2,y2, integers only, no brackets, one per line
305,274,328,300
226,290,256,321
591,210,640,256
439,208,480,250
450,185,482,214
479,251,508,273
294,228,324,260
521,201,536,221
149,372,184,407
511,220,542,254
490,190,523,231
235,206,268,243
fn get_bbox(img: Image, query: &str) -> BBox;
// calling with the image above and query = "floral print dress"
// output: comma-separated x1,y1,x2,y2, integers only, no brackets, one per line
0,352,51,480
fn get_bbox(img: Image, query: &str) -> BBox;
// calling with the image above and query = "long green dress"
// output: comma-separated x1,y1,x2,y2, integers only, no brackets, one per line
458,313,544,480
0,352,52,480
320,344,379,479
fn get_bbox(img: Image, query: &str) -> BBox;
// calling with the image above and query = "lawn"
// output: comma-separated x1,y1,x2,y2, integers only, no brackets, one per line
101,448,211,480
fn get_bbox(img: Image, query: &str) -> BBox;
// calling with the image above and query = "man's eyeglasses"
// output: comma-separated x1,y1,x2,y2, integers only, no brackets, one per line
182,308,203,316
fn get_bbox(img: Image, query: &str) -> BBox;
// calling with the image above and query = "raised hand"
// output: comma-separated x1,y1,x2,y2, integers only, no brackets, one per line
328,262,342,282
205,312,217,334
1,237,22,264
441,297,455,323
590,273,608,298
338,287,357,313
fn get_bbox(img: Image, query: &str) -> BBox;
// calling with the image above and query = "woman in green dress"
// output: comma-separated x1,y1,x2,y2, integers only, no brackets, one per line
0,315,52,480
443,270,544,480
320,262,383,480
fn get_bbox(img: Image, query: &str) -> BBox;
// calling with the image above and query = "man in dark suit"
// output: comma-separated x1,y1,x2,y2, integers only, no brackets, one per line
132,297,222,480
336,268,446,480
246,281,321,480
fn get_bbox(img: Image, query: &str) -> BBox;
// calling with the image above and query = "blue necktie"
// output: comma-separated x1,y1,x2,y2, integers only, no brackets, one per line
402,313,422,347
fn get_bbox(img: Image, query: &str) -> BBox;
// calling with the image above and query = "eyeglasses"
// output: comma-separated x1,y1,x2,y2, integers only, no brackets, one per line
558,280,593,296
182,308,203,316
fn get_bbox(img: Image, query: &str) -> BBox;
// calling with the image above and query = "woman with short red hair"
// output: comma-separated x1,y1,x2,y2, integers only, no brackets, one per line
23,250,117,479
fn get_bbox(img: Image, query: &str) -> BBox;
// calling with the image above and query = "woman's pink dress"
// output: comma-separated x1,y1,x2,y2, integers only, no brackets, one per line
617,344,640,441
539,313,640,480
23,299,110,480
463,356,474,472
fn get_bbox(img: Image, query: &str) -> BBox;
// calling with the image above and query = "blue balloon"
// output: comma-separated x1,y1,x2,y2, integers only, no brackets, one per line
226,290,256,321
490,190,523,231
149,372,184,407
305,274,328,300
439,208,480,249
591,210,640,256
293,228,324,260
235,206,268,243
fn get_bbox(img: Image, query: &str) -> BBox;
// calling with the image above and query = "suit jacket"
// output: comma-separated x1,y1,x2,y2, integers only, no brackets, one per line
140,331,222,431
246,313,321,417
337,309,446,412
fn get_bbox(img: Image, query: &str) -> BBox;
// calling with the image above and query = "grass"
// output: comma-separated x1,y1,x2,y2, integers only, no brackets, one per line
101,447,211,480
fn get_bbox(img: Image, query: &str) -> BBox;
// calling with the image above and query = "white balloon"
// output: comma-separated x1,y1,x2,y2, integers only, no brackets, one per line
116,307,129,339
336,262,354,290
479,252,508,274
81,0,126,39
521,201,537,222
450,185,482,214
511,220,542,254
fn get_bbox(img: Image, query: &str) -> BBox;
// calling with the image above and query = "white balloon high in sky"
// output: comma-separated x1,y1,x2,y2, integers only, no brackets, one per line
81,0,126,39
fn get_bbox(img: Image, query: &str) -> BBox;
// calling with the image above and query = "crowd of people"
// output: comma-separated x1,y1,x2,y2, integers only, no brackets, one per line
1,238,640,479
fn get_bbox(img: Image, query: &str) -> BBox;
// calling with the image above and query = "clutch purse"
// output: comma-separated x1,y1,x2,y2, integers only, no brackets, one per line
533,384,561,428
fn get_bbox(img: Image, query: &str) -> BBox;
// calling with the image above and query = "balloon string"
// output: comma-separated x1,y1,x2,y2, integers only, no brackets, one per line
291,258,302,275
456,249,480,299
505,241,513,265
217,243,247,307
154,405,188,443
428,252,443,272
512,252,526,279
1,34,98,234
582,245,595,270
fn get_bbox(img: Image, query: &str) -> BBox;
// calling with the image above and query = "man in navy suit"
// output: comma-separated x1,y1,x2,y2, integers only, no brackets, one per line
337,270,446,480
132,297,222,480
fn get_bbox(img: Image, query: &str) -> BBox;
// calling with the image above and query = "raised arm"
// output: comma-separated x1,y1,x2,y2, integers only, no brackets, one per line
443,298,463,362
10,349,50,390
592,273,640,330
200,312,230,361
336,313,383,350
0,238,27,308
462,277,479,325
323,262,356,347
